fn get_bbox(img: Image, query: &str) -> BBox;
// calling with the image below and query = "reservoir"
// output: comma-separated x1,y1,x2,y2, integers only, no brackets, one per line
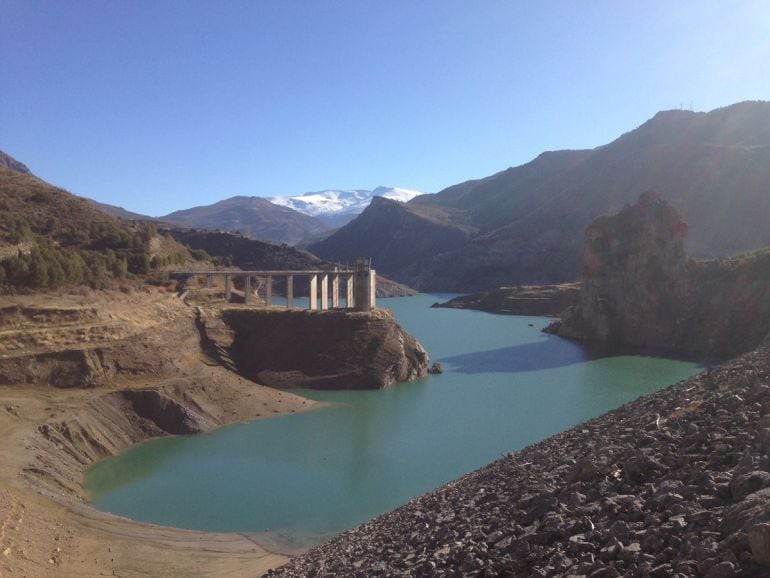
85,294,703,551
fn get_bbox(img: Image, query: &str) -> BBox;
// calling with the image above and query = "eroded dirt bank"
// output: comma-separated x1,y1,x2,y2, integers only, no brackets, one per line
269,339,770,577
0,289,319,577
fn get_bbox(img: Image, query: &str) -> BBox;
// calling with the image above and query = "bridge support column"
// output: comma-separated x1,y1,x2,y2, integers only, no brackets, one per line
206,274,213,288
309,274,318,310
320,274,328,310
331,274,340,308
370,270,377,310
286,275,294,309
245,276,252,304
346,274,354,309
225,274,232,301
265,276,272,307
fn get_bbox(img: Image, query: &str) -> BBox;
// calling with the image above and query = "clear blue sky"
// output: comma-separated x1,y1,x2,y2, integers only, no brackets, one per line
1,1,769,216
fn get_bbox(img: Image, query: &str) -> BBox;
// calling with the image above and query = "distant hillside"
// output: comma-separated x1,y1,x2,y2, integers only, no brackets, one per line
311,101,770,291
161,196,330,246
0,166,162,289
0,151,32,175
310,196,475,274
86,198,154,221
168,228,416,297
270,186,424,228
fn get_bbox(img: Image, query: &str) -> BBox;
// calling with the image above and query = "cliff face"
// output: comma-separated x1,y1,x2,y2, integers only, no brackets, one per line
205,308,429,389
552,192,770,356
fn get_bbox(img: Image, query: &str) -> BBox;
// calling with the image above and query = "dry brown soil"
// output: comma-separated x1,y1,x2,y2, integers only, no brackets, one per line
0,287,320,577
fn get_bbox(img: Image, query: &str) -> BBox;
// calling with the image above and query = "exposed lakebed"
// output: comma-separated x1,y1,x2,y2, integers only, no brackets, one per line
85,294,703,550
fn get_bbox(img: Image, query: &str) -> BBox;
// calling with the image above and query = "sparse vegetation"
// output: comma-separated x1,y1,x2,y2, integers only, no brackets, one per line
0,167,164,290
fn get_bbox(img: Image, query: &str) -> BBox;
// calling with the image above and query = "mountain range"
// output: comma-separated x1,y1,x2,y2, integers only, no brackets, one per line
159,196,329,247
269,186,423,228
310,101,770,291
85,186,423,246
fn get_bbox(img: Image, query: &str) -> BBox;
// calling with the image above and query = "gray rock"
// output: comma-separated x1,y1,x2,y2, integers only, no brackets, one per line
704,560,736,578
730,470,770,502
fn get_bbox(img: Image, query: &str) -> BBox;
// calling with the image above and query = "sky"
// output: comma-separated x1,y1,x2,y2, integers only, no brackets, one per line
1,1,769,216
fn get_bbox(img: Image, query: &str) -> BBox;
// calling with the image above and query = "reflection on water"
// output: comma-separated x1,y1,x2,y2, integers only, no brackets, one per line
86,294,703,548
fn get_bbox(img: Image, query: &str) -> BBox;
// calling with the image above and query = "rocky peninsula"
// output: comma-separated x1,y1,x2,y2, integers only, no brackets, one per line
433,283,580,316
202,306,428,389
548,192,770,357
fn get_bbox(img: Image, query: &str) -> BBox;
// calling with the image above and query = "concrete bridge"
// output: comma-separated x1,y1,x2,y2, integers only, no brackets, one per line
174,258,377,312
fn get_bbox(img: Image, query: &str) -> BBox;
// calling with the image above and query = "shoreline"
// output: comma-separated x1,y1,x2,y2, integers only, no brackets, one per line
0,290,325,577
269,337,770,576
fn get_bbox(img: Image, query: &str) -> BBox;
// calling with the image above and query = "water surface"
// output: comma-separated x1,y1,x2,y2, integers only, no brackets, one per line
86,294,703,549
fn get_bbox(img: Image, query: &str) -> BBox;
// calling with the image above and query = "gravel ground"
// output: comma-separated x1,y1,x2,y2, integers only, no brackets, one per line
268,338,770,577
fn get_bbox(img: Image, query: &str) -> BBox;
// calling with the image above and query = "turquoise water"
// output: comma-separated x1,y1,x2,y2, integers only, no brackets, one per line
86,294,703,549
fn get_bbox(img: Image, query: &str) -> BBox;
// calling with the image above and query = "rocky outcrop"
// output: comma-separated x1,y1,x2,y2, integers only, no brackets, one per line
549,192,770,356
433,283,580,316
203,308,429,389
268,336,770,578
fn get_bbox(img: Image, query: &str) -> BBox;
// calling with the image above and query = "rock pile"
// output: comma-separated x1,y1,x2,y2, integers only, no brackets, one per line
268,338,770,577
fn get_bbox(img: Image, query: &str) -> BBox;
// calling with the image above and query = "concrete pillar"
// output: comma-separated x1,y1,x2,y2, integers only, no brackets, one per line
225,274,232,301
331,274,340,308
370,270,377,309
286,275,294,309
206,274,213,288
346,274,354,309
309,274,318,310
265,276,272,307
320,274,328,310
244,276,252,304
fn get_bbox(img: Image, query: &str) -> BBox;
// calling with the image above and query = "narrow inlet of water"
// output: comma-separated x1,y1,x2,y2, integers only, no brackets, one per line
85,294,703,550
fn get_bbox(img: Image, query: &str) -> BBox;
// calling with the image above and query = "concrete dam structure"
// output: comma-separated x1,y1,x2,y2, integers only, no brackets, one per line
176,258,377,312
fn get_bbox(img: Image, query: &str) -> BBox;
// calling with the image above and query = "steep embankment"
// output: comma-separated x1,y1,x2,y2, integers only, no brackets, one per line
201,307,429,389
312,101,770,291
433,283,580,316
270,338,770,577
550,192,770,357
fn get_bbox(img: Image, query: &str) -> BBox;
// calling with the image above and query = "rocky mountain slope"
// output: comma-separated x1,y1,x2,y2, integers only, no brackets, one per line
270,186,424,228
160,195,330,246
548,192,770,357
311,101,770,291
310,196,476,275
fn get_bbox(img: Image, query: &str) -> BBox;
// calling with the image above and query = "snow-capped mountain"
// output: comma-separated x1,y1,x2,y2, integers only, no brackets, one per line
270,186,424,228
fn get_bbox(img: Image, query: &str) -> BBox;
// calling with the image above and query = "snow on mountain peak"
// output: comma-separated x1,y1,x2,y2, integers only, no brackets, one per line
269,187,423,221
